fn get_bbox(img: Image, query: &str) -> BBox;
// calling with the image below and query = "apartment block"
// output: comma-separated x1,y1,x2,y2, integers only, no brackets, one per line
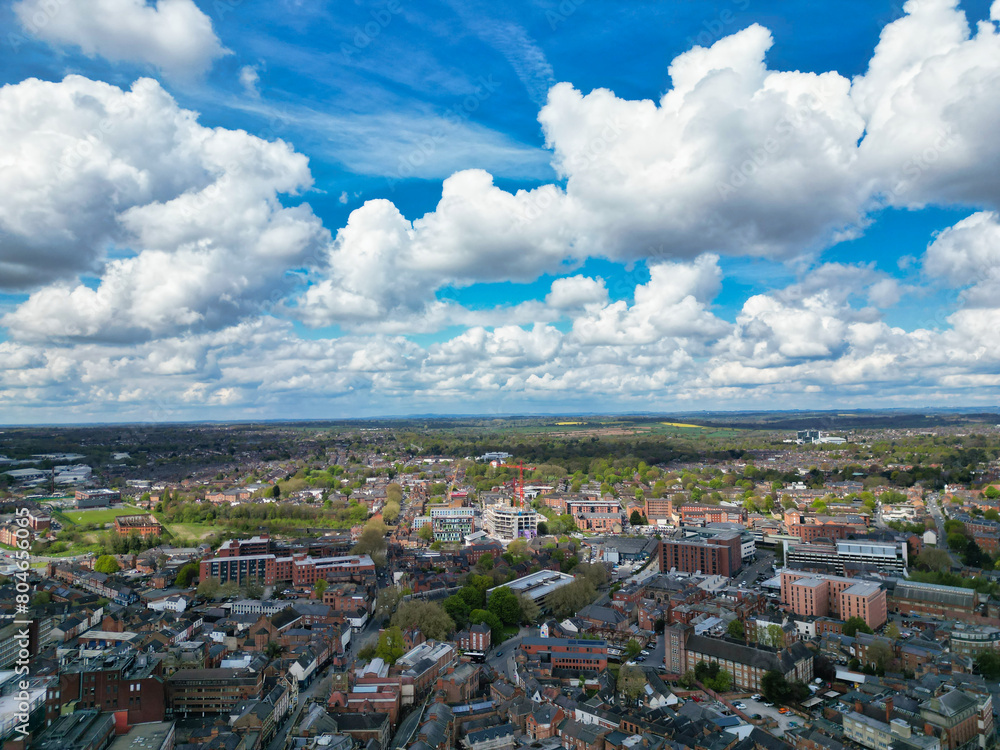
781,570,888,629
659,532,742,577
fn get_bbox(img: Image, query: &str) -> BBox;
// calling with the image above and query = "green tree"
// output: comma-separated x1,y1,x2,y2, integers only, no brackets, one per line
265,641,285,660
476,554,495,572
382,501,400,524
270,483,281,499
386,483,403,504
547,578,597,619
864,641,894,673
31,591,52,606
94,555,120,574
174,562,200,588
352,520,388,566
375,625,406,664
314,578,329,599
885,622,902,640
629,510,646,526
198,576,220,599
418,524,433,542
391,600,455,641
517,593,540,624
761,670,791,703
916,548,953,571
245,580,263,600
469,608,503,638
443,595,471,629
219,581,240,599
947,533,969,552
727,619,745,640
624,639,642,660
487,586,522,626
975,650,1000,680
843,616,874,637
617,665,646,704
706,668,732,693
506,539,530,564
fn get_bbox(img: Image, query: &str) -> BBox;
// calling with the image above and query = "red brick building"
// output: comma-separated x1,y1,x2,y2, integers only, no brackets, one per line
679,504,747,526
113,514,163,538
520,636,607,673
659,532,742,577
45,652,166,726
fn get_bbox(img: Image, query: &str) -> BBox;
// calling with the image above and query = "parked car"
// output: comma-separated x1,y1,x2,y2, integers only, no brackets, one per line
778,707,789,714
751,694,762,701
763,702,774,708
734,702,747,710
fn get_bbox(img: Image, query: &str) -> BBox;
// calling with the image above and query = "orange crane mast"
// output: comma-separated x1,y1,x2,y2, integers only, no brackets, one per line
494,460,536,507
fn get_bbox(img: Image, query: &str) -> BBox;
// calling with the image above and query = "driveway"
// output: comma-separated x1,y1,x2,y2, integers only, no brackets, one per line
736,697,799,735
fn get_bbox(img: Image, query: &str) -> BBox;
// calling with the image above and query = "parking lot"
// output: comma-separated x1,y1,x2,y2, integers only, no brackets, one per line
735,697,800,735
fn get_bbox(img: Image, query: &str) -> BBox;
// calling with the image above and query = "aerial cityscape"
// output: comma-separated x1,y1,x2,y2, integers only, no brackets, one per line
2,0,1000,749
1,415,1000,750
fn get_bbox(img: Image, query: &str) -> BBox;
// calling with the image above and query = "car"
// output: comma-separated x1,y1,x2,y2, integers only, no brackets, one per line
733,702,747,710
778,707,789,714
636,656,645,662
750,714,762,720
640,650,650,656
788,721,799,727
763,702,774,708
751,694,762,701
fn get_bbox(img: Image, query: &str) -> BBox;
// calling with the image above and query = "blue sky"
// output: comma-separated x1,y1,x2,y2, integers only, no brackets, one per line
0,0,999,421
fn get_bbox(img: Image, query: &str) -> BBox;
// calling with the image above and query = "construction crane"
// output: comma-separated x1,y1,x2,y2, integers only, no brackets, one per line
494,460,536,507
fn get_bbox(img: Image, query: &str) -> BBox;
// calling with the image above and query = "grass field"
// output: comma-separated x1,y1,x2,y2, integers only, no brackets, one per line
162,522,217,541
61,505,146,525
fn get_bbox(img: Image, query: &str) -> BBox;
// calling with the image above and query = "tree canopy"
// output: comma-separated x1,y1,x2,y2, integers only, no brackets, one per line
94,555,120,574
391,599,455,641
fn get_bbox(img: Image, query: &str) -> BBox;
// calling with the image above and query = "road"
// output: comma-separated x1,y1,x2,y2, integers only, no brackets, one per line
486,629,531,684
266,580,390,750
734,552,775,587
927,495,961,566
266,668,332,750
